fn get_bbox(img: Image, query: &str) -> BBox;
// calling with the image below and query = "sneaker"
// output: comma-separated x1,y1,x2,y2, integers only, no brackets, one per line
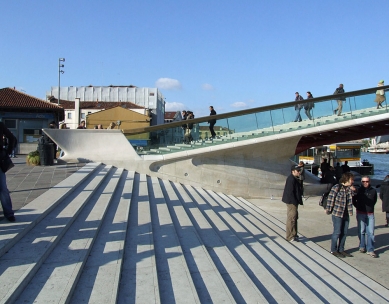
6,216,16,222
359,248,367,253
331,251,344,258
367,251,377,258
289,237,299,242
339,251,353,257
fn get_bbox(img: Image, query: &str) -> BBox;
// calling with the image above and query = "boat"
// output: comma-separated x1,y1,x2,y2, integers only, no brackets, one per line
297,142,374,175
367,147,389,154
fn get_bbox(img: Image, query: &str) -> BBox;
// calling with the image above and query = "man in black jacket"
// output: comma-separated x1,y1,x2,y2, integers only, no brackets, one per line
208,106,217,139
282,165,303,242
353,176,377,257
0,122,16,222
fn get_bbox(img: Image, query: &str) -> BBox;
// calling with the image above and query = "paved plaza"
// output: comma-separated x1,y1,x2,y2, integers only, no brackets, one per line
0,155,389,300
2,156,86,215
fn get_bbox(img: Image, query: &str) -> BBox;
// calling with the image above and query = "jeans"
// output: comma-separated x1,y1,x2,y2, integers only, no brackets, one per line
304,109,312,120
356,212,375,252
0,170,14,218
294,109,302,122
331,213,349,253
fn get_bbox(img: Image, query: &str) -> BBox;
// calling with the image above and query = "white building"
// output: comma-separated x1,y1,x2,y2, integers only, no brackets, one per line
47,85,165,126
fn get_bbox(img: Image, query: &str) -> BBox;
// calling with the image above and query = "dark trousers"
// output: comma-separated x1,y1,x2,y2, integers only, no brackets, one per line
209,122,216,138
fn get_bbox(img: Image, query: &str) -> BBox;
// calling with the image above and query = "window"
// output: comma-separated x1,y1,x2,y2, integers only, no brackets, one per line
4,119,16,129
67,112,72,119
149,93,155,96
81,113,86,119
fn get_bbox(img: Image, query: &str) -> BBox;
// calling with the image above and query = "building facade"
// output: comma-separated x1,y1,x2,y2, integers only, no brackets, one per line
47,85,165,126
0,87,63,154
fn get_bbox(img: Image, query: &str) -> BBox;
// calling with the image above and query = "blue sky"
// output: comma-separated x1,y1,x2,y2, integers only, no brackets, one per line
1,1,388,117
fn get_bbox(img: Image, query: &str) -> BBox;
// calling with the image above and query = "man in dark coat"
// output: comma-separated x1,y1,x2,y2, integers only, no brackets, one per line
282,165,303,242
353,176,377,257
0,122,16,222
208,106,217,139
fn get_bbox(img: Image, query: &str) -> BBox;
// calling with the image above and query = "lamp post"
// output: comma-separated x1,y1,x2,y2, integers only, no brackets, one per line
58,58,65,105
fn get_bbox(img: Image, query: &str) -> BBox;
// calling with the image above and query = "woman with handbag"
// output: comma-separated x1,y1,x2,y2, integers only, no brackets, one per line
0,122,15,222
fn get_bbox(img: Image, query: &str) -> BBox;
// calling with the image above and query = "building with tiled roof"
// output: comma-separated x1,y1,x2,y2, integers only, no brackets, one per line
164,111,181,123
46,97,148,129
0,87,63,111
47,85,166,125
0,87,64,154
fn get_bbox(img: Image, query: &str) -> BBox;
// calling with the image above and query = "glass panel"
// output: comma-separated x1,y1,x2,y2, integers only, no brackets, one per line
226,114,259,140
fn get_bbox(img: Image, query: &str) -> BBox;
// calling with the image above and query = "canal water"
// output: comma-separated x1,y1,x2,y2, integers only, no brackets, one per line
361,151,389,181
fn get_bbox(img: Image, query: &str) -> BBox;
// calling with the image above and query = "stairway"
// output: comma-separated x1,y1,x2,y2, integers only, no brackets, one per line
0,162,388,303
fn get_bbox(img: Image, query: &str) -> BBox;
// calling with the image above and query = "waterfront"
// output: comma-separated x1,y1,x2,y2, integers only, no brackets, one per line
362,151,389,181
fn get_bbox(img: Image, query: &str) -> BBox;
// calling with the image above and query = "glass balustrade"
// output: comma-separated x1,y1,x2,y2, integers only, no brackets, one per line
123,87,388,156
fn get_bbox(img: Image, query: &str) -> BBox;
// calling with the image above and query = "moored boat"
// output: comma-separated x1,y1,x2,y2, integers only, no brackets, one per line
367,147,389,154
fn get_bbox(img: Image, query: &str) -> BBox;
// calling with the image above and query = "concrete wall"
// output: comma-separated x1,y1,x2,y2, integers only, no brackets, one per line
43,129,325,198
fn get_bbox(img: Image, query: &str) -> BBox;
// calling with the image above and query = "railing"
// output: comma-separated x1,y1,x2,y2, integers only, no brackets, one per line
122,85,389,156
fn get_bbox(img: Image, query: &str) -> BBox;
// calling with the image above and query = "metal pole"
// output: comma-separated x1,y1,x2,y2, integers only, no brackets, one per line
58,58,65,105
58,59,60,105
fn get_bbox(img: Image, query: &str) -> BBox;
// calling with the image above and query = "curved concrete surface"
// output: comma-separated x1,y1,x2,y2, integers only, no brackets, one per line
43,128,326,198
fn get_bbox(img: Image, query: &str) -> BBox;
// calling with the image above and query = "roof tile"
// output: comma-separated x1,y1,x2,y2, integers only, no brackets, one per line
0,87,62,110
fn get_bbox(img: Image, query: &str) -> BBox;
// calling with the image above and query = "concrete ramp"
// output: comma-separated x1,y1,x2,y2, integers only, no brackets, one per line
0,165,388,303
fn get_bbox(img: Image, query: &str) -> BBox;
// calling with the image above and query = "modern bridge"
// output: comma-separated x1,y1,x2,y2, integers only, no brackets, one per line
45,85,389,198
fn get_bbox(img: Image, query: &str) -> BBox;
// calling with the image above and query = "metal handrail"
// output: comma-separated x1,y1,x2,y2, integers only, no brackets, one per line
122,85,389,135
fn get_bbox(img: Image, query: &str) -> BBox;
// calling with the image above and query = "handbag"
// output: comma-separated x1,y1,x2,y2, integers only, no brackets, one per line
0,150,14,173
319,191,329,209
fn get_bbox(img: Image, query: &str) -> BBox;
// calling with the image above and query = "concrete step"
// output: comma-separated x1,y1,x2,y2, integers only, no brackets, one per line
16,167,123,303
0,168,388,303
0,162,102,257
0,164,112,303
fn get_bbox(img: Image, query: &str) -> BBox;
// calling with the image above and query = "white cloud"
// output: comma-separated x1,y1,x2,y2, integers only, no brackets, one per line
231,99,255,109
231,102,248,108
165,102,186,111
202,83,214,91
155,78,182,90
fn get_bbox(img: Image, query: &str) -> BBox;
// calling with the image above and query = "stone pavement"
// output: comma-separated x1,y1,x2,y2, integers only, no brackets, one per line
1,155,85,218
249,192,389,290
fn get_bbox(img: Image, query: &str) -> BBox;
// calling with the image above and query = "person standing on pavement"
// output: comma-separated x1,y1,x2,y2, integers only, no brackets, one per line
208,106,217,139
333,83,345,116
282,165,303,242
294,92,304,122
380,175,389,227
341,161,350,174
0,122,16,222
353,176,377,257
325,172,356,258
